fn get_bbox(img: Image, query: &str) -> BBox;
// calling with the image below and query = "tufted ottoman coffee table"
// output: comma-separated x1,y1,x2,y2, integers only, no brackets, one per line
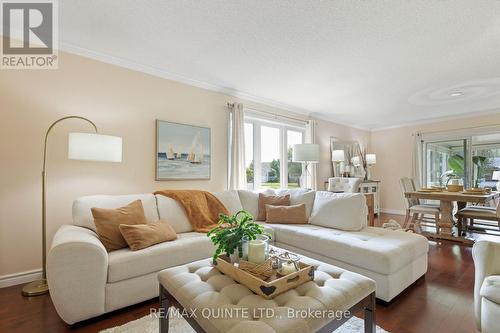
158,254,376,333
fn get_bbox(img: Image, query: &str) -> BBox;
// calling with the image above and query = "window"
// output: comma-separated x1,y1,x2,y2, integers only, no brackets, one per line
419,129,500,189
260,126,281,189
244,113,305,189
244,123,254,189
424,140,464,187
287,130,303,188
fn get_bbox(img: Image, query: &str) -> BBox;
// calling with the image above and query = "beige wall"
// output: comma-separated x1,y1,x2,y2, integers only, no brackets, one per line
371,113,500,213
0,50,362,278
313,118,370,190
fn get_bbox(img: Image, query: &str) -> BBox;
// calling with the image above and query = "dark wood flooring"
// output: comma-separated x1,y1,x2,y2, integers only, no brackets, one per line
0,214,479,333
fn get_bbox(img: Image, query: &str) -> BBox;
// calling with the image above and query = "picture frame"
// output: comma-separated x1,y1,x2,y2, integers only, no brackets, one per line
156,120,211,180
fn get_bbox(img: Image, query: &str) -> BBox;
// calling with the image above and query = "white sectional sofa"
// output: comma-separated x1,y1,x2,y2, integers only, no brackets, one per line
47,189,428,324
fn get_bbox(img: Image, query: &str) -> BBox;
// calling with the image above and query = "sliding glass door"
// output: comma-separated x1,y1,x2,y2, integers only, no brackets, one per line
421,130,500,190
471,134,500,190
424,139,468,187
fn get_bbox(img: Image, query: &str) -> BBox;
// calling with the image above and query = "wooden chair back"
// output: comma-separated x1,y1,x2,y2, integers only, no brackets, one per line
399,177,419,209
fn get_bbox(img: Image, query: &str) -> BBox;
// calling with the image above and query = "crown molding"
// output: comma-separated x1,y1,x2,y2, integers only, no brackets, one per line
309,113,371,131
59,42,315,117
47,42,500,133
370,108,500,132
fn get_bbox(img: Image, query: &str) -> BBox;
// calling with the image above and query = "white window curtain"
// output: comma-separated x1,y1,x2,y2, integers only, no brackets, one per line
228,103,246,190
412,132,423,188
305,120,318,190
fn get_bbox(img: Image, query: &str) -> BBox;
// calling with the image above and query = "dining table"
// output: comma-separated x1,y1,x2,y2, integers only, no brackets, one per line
404,190,500,243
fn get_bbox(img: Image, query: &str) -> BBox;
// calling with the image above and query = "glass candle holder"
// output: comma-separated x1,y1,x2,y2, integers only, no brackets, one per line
247,235,269,264
277,252,300,275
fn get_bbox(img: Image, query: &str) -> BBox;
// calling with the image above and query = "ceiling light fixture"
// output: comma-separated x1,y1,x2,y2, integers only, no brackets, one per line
450,91,464,97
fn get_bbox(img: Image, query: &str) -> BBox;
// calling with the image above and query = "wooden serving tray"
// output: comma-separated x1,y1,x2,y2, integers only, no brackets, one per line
214,255,315,299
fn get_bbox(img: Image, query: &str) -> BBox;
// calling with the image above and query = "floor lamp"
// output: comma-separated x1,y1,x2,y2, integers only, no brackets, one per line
22,116,122,297
292,144,320,189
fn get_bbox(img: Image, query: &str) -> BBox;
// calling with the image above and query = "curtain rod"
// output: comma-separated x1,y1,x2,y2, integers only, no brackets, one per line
227,102,309,124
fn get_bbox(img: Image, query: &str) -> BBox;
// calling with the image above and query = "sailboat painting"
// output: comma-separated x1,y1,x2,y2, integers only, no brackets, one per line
156,120,211,180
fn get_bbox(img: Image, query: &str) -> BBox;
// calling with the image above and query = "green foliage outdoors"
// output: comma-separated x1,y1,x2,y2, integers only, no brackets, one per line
447,154,490,187
245,148,303,187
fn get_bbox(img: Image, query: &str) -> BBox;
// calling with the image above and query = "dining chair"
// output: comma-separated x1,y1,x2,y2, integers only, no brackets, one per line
399,177,441,233
456,201,500,236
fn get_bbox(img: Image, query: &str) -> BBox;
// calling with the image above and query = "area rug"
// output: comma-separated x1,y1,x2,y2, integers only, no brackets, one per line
100,312,389,333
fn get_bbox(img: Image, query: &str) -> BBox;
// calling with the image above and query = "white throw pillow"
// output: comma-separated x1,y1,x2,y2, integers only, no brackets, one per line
309,191,367,231
275,188,316,217
212,191,243,215
155,195,193,233
72,194,159,232
237,189,274,219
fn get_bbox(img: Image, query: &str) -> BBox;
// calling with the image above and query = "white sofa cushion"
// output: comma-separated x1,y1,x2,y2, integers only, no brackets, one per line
107,232,214,283
212,191,243,215
237,189,274,219
275,188,316,217
155,195,193,233
310,191,367,231
264,223,428,275
72,194,159,232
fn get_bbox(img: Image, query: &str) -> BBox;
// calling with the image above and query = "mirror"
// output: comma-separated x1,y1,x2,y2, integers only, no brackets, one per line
330,137,366,178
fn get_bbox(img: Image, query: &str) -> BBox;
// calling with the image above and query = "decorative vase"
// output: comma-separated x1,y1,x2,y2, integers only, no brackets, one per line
229,237,250,264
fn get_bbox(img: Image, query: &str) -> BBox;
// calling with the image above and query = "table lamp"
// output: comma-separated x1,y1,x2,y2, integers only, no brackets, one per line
22,116,122,297
292,144,320,189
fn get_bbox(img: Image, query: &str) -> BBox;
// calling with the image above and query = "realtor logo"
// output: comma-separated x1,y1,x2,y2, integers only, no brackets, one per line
1,0,58,69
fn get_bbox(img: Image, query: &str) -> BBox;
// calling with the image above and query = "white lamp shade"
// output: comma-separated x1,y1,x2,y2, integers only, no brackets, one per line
332,150,345,162
493,171,500,180
68,132,122,162
366,154,377,165
292,144,320,163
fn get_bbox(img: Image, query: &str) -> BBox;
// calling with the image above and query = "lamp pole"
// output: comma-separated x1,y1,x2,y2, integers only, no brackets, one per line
22,116,98,297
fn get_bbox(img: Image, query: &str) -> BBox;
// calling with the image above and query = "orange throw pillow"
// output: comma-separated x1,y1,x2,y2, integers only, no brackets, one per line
91,200,147,252
257,193,290,221
119,220,177,251
265,204,308,224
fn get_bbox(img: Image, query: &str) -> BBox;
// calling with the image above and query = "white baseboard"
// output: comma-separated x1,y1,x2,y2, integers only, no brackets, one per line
380,208,406,216
0,269,42,289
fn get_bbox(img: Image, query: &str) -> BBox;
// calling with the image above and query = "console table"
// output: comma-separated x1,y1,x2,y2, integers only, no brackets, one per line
359,181,380,215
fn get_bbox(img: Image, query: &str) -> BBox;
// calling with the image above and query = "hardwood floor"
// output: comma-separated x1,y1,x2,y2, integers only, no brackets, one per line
0,213,480,333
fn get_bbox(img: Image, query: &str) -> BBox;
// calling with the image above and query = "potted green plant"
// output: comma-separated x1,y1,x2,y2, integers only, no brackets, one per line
207,210,270,263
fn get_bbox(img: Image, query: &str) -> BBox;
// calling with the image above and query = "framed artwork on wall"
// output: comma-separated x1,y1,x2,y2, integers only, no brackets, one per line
156,120,211,180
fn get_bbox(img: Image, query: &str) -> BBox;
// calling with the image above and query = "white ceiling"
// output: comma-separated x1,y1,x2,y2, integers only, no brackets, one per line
59,1,500,129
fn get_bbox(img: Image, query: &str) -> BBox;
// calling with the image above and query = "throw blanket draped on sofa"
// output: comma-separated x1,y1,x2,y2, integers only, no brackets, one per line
154,189,229,233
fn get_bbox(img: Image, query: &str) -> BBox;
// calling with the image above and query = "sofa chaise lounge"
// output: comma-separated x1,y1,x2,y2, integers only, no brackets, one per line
47,189,428,324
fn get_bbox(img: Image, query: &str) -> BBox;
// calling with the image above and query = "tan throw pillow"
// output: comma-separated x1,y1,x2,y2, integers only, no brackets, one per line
91,200,147,252
257,193,290,221
265,203,308,224
119,220,177,251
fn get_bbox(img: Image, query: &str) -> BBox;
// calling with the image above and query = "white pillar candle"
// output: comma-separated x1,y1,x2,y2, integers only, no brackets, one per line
280,261,297,275
247,240,266,264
